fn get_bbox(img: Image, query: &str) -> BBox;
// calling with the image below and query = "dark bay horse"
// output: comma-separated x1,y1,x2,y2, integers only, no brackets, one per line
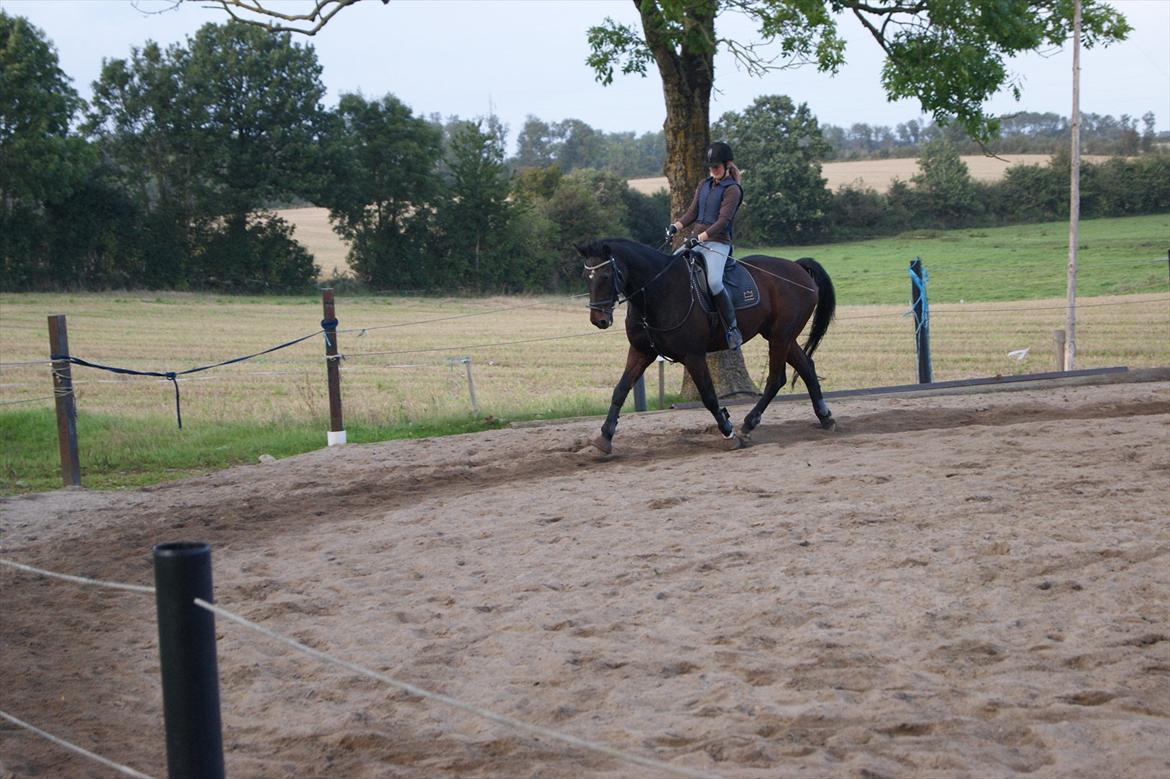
578,238,836,453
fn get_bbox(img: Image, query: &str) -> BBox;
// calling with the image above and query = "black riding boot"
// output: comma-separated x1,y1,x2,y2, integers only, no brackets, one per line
713,289,742,350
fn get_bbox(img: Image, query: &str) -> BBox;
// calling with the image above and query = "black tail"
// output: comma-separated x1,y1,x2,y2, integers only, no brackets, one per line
797,257,835,358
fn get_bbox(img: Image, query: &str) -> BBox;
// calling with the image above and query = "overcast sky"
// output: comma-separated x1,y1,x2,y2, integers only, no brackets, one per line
5,0,1168,149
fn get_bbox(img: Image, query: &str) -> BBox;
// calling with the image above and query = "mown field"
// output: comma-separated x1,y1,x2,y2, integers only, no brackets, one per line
2,214,1167,493
624,153,1117,196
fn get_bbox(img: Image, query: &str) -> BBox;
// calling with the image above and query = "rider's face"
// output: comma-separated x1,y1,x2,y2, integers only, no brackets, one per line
709,163,725,179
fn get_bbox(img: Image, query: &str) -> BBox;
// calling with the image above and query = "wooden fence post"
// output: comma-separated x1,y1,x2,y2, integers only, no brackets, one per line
463,357,479,417
321,289,345,446
909,258,932,384
1053,329,1067,372
47,315,80,487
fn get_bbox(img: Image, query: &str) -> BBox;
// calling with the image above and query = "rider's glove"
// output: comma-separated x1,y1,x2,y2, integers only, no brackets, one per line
684,236,699,249
665,224,678,240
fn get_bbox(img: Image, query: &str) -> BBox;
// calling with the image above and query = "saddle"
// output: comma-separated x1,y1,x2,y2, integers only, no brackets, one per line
689,252,761,314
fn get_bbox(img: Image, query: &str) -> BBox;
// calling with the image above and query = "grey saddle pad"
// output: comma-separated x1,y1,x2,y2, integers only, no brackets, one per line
690,254,761,314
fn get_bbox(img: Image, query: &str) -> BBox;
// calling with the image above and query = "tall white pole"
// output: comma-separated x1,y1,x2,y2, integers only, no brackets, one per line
1065,0,1082,371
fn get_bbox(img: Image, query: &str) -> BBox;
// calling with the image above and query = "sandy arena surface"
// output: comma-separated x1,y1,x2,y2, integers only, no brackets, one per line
2,377,1168,779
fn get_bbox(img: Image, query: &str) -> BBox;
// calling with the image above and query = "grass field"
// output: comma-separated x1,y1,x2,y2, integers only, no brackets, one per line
2,214,1167,493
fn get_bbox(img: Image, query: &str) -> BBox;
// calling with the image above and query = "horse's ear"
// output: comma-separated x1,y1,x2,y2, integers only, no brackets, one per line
574,243,587,257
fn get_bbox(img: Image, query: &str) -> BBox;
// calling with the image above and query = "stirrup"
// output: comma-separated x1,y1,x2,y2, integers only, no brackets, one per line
726,327,743,350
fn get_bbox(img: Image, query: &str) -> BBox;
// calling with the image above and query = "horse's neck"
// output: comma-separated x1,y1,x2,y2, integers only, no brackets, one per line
618,249,687,306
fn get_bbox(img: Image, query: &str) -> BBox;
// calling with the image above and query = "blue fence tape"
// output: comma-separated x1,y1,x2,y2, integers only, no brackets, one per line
909,263,929,337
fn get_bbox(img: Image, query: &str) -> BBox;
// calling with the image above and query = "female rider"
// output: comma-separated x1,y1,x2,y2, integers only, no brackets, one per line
667,141,744,349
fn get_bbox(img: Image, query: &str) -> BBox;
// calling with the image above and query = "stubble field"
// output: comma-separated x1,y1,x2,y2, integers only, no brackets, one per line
2,291,1167,430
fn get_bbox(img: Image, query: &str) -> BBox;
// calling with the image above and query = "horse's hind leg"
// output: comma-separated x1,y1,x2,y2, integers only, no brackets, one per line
592,346,656,454
788,344,835,430
740,338,790,439
683,353,742,450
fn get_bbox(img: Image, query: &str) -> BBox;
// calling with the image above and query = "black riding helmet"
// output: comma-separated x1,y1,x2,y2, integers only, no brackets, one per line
704,141,733,167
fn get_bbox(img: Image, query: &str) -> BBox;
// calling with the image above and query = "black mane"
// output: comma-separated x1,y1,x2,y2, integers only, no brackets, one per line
578,238,671,268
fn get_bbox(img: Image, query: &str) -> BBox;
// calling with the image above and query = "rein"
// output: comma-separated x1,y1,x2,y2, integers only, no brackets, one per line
734,257,818,294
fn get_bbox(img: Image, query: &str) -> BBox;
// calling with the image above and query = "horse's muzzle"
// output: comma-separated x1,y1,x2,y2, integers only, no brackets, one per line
590,308,614,329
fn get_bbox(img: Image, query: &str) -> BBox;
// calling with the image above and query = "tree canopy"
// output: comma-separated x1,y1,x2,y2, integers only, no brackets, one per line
0,12,90,206
714,94,832,243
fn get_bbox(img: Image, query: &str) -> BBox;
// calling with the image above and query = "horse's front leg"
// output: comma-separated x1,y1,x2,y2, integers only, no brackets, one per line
591,346,656,454
683,353,742,450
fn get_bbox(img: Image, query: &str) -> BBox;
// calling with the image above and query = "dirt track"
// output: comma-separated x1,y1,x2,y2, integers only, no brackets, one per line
2,377,1168,778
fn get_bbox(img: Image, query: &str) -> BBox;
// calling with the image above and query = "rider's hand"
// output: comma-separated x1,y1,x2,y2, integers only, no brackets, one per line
684,237,699,249
665,224,678,239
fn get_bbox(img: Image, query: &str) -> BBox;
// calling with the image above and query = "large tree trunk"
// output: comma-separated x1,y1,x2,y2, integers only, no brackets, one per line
636,0,712,217
636,0,758,401
680,350,759,400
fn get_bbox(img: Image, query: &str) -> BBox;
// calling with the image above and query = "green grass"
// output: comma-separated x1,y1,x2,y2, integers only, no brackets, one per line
0,408,496,492
0,391,687,494
743,213,1170,305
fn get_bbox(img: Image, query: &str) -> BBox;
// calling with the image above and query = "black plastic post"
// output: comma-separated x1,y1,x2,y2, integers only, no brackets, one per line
910,257,932,384
153,542,225,779
633,374,647,412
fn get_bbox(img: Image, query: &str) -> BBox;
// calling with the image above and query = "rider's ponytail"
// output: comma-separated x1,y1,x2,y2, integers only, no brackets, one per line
725,162,742,183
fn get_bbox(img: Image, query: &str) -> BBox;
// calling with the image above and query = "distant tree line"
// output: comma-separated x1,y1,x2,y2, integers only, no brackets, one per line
821,110,1165,159
821,144,1170,242
2,13,1166,293
512,111,1166,173
709,95,1169,245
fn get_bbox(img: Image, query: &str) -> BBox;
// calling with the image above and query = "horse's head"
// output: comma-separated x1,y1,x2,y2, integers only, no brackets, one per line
577,242,621,329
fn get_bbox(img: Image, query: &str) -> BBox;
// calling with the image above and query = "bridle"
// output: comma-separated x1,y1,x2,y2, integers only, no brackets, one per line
583,250,696,337
583,256,623,315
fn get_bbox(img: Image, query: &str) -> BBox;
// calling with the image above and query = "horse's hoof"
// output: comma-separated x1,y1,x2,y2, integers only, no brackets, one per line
820,416,837,431
723,433,744,451
737,427,753,442
591,435,613,455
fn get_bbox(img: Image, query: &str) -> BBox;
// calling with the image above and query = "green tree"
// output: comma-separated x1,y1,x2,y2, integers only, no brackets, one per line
911,139,981,226
439,119,515,288
319,92,443,288
514,116,557,168
86,40,195,283
0,12,96,289
994,159,1066,222
713,94,832,244
181,22,328,219
0,12,90,206
86,21,327,289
